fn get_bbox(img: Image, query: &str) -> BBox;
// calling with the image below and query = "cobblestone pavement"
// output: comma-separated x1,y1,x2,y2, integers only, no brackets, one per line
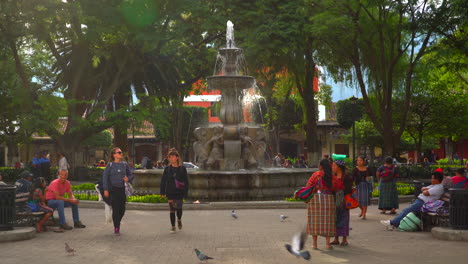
1,203,465,264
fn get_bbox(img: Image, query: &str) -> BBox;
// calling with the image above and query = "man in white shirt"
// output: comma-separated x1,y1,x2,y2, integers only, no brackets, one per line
381,171,444,228
58,153,70,172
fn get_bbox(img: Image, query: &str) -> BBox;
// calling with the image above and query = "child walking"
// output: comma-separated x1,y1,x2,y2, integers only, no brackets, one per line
160,149,189,233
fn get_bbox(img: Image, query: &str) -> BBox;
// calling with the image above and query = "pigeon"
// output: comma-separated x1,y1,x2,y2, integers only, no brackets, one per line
280,215,289,221
194,248,214,262
231,210,238,219
285,230,311,260
64,242,76,256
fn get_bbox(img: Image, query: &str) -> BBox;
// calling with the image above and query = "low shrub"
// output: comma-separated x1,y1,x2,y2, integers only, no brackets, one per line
72,183,97,190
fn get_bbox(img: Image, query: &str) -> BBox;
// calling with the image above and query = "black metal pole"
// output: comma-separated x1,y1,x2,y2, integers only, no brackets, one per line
352,121,356,165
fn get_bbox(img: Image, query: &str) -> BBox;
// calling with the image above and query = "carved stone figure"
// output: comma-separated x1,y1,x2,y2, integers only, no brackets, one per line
206,126,224,169
193,127,209,168
239,127,257,169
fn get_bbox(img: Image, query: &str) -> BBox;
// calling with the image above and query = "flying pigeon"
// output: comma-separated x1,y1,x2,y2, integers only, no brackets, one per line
64,242,76,256
231,210,238,219
194,248,214,262
285,230,311,260
280,215,289,221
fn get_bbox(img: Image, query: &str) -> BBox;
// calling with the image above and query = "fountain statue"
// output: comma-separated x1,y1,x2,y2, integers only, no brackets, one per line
133,21,316,201
193,20,265,170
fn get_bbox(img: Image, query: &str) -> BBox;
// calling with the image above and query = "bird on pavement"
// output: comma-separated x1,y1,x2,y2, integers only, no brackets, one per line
64,242,76,256
194,248,214,262
231,210,238,219
285,230,311,260
280,215,289,221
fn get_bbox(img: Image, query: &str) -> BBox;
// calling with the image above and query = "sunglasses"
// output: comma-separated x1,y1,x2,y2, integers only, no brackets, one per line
113,151,123,154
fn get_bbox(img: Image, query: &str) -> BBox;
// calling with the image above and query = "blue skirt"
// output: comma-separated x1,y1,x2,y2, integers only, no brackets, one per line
356,181,370,207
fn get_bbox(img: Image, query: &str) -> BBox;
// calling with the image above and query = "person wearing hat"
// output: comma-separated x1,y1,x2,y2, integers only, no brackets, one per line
436,167,454,189
15,170,34,193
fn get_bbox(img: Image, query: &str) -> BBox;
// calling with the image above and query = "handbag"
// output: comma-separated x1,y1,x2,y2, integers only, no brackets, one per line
173,171,186,190
124,182,134,196
344,188,359,209
294,185,316,202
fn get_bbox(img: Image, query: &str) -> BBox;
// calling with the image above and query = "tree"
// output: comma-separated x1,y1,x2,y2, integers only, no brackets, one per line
311,0,463,156
336,98,364,129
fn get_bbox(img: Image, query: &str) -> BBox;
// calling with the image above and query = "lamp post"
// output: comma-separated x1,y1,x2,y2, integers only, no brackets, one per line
350,96,358,165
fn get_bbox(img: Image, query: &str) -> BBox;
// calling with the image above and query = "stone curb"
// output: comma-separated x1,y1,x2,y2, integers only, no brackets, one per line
78,195,415,211
0,227,36,243
431,227,468,242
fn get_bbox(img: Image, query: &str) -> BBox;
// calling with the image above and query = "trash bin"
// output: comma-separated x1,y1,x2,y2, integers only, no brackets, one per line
0,185,16,231
449,188,468,229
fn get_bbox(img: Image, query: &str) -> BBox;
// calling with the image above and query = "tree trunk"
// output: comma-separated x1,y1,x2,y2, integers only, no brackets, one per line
6,142,19,166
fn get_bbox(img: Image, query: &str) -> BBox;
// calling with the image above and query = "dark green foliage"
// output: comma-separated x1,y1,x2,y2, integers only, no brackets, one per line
336,98,364,129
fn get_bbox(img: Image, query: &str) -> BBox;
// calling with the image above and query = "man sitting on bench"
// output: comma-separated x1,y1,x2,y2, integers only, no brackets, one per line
381,171,444,229
46,170,86,231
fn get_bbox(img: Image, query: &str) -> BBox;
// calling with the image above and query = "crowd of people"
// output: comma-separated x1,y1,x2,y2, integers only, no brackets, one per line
303,156,468,250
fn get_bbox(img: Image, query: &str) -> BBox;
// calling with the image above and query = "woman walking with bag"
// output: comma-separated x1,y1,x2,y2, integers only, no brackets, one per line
103,147,133,236
352,156,373,219
377,156,399,214
306,159,339,250
160,149,189,234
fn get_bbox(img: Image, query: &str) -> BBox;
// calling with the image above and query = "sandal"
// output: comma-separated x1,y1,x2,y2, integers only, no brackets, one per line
330,241,340,245
358,213,362,217
326,246,334,250
389,211,397,215
53,228,65,233
340,242,349,246
380,211,386,214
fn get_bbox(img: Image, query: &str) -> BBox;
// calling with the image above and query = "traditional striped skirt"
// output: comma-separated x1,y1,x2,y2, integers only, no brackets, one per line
357,181,370,207
307,192,336,237
336,204,350,237
378,181,399,210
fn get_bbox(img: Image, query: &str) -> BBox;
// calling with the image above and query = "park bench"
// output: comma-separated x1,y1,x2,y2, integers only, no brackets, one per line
14,192,45,227
420,190,450,231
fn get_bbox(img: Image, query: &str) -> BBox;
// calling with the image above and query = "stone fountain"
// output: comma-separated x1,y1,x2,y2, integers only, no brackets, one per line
133,21,316,201
194,21,264,171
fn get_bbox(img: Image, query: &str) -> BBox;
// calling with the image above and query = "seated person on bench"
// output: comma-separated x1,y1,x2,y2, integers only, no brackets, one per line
452,168,468,189
381,171,444,229
46,170,86,231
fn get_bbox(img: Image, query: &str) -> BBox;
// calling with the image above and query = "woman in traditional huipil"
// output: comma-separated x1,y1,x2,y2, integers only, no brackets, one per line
376,156,399,214
330,160,353,246
306,159,339,250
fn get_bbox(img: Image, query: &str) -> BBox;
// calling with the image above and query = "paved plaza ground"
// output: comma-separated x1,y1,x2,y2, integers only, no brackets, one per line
1,202,466,264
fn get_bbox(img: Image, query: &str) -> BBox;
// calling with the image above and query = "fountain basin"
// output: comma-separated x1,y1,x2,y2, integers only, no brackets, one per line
133,168,317,201
207,76,255,91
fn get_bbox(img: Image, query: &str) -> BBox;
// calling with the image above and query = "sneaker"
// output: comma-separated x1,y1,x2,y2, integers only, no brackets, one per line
114,227,120,236
74,221,86,228
60,223,73,230
170,226,176,234
380,220,395,229
177,220,182,230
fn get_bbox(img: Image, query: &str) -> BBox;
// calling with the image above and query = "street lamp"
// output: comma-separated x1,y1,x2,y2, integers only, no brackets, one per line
349,96,358,165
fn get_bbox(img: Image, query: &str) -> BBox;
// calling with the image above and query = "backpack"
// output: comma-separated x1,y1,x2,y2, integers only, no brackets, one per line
421,200,444,214
398,212,421,232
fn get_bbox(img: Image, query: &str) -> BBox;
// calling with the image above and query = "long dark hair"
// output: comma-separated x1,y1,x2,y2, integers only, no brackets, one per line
320,159,333,189
29,177,46,200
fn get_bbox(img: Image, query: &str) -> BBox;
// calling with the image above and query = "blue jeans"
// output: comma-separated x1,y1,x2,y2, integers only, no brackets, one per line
47,200,80,225
390,199,424,227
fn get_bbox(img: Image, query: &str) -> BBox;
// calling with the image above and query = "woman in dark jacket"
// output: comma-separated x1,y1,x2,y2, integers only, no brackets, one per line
160,149,189,234
103,147,133,236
